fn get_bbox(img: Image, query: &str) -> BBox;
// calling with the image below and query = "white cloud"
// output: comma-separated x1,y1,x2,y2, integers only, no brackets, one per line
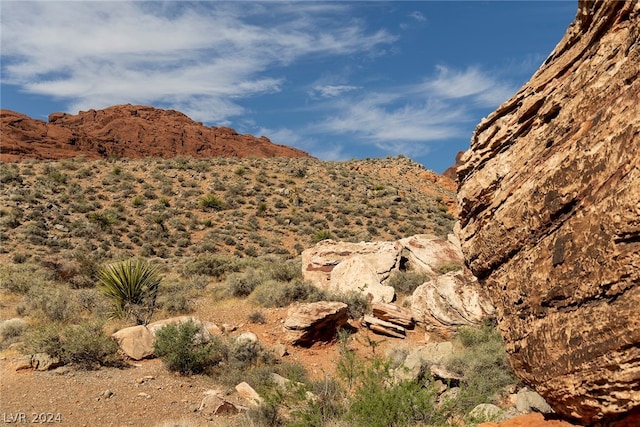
1,1,396,123
420,65,516,106
308,65,514,158
312,84,361,98
409,11,427,22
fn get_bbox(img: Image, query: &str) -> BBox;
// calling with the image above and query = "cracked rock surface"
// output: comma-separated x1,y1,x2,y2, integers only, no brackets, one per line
457,1,640,424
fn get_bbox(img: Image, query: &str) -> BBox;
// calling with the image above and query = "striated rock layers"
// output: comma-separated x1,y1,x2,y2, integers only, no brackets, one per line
0,104,311,162
456,1,639,425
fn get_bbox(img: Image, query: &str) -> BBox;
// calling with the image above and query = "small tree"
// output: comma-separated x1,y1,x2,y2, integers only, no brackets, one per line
97,258,161,325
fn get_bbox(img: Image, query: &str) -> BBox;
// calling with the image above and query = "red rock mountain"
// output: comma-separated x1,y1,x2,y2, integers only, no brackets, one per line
457,1,639,425
0,104,311,162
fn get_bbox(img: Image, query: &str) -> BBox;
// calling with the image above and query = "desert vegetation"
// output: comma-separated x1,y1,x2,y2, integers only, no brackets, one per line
0,155,519,426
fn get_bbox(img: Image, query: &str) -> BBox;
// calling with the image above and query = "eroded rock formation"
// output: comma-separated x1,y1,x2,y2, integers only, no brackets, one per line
457,1,640,424
0,104,311,161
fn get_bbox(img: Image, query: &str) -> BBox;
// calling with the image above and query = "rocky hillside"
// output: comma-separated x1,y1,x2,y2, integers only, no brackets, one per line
0,155,456,267
0,104,311,162
457,1,639,425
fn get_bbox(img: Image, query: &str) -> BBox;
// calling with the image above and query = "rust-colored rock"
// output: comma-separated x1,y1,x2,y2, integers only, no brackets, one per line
442,150,465,181
457,1,640,425
477,413,579,427
0,104,312,162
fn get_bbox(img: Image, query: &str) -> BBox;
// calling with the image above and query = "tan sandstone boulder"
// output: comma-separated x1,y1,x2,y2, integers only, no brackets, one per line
111,325,155,361
456,1,640,423
410,270,495,328
301,234,473,304
284,301,348,346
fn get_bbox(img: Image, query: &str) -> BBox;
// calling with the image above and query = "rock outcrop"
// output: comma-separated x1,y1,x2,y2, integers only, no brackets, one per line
0,104,311,162
410,269,495,328
456,1,640,424
283,301,348,346
301,234,474,304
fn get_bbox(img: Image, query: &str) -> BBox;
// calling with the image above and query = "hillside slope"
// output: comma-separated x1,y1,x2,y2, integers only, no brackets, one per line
0,155,456,267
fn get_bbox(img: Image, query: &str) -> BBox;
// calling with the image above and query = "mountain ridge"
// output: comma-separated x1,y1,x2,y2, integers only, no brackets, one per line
0,104,312,162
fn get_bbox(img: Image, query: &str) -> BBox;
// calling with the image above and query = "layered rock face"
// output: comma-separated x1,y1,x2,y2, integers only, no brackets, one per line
456,1,639,424
0,104,311,161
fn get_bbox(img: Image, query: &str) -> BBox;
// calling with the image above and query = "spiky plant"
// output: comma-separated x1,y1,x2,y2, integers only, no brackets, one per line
97,258,161,325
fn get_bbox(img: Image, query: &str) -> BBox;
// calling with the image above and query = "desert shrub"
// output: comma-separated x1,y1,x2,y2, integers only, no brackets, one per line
0,318,28,348
226,268,266,297
329,291,370,320
435,261,464,275
132,196,143,207
23,320,118,369
0,263,53,295
250,278,326,308
263,258,302,282
445,322,518,413
198,194,224,211
386,270,430,295
158,286,193,315
21,285,78,322
290,376,347,427
228,337,270,369
59,320,120,368
182,254,242,279
154,320,225,375
345,358,444,427
97,258,161,325
313,230,332,243
87,210,119,230
247,311,266,324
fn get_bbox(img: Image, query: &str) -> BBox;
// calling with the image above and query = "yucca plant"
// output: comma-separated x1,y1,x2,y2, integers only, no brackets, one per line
97,258,161,325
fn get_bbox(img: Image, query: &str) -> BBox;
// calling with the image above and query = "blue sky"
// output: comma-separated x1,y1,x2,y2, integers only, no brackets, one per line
1,1,576,173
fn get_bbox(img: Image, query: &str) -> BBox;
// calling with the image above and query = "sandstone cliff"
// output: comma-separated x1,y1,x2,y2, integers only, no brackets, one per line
457,1,639,424
0,104,311,162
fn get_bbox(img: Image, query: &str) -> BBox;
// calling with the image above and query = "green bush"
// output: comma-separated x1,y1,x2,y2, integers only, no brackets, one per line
247,311,266,324
97,258,161,325
263,258,302,282
21,285,78,322
290,376,347,427
0,318,28,349
445,322,518,413
226,268,265,297
435,262,464,275
0,263,53,295
250,278,326,308
386,270,430,295
23,320,119,369
198,194,224,211
347,367,443,427
313,230,332,243
154,320,225,375
182,254,242,279
329,291,370,320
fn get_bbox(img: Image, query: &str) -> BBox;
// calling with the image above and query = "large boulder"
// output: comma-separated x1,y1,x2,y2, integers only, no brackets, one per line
301,239,401,293
301,234,473,304
456,1,640,424
398,234,466,276
284,301,348,347
111,325,155,361
410,270,495,328
329,256,395,303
